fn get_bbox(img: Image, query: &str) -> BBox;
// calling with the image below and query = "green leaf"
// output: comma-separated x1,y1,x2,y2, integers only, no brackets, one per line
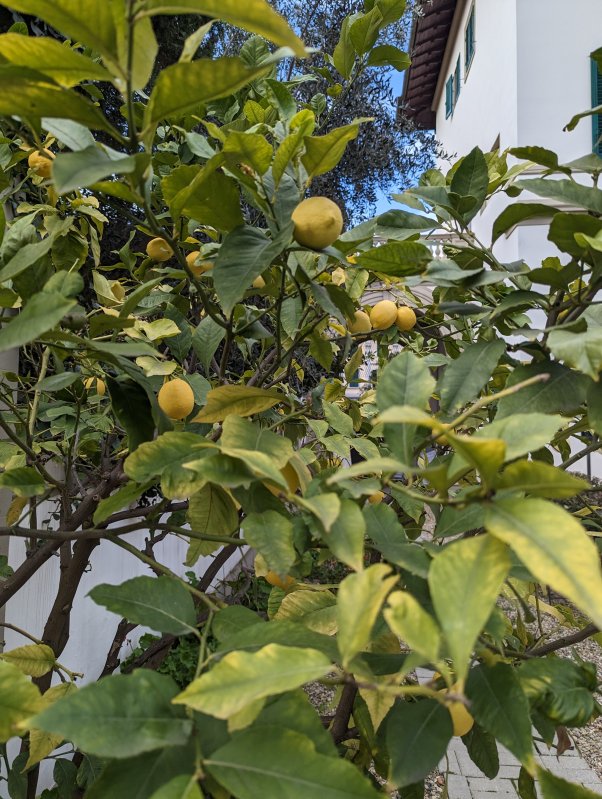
0,660,41,742
466,664,535,769
0,33,112,86
144,58,271,136
297,493,342,533
124,431,210,493
515,178,602,214
439,340,505,413
140,0,306,56
548,213,602,258
52,147,142,195
149,776,202,799
253,691,336,756
462,724,499,779
538,766,602,798
367,44,410,70
496,362,587,418
220,415,293,469
0,467,45,497
191,316,225,374
497,460,589,499
548,327,602,380
107,378,155,453
243,511,295,575
587,379,602,437
302,119,368,179
492,203,555,244
0,65,115,134
213,226,290,315
472,413,563,461
377,350,435,464
485,498,602,629
173,644,331,718
429,536,510,681
163,160,243,231
1,1,120,73
386,699,453,788
333,16,355,79
349,7,383,55
0,292,75,354
2,644,55,677
356,240,432,276
385,591,440,663
434,504,484,539
93,480,154,525
206,727,381,799
450,147,489,222
364,503,429,577
89,576,198,637
519,658,596,728
193,385,282,423
322,498,365,571
85,747,196,799
336,564,398,667
32,671,192,759
223,131,273,175
186,484,239,564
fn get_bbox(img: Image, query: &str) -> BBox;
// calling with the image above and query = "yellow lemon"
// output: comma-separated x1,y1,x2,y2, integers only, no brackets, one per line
447,700,474,737
396,306,417,332
84,377,106,396
252,275,266,290
367,490,385,505
292,196,344,250
370,300,398,330
265,571,296,591
348,310,372,334
186,251,213,276
28,148,54,178
146,238,174,262
158,378,195,420
267,462,300,496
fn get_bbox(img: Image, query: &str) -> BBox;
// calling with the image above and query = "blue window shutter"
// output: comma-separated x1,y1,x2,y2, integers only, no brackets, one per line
465,5,475,69
592,56,602,156
445,76,454,118
455,57,461,101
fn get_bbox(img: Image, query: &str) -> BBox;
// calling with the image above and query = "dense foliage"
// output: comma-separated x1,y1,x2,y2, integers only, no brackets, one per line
0,2,600,799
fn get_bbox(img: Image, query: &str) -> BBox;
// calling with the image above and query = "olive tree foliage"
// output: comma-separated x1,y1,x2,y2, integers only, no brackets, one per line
0,2,600,798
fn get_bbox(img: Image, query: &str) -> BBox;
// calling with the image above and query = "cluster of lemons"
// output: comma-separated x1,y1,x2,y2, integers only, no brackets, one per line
348,301,416,335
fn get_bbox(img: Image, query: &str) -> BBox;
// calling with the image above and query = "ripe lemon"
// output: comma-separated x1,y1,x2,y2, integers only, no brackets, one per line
396,306,417,332
28,148,54,178
370,300,397,330
186,251,213,276
267,462,300,496
348,310,372,334
158,378,195,420
367,490,385,505
447,700,474,737
84,377,106,396
265,571,296,591
146,238,174,262
292,196,344,250
252,275,266,290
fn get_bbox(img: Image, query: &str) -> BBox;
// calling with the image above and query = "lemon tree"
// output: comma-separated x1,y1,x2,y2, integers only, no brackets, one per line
0,2,600,798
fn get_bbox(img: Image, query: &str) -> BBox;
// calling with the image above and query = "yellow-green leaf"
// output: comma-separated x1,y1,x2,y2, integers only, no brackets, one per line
429,536,510,682
336,564,398,668
497,460,589,499
2,644,56,678
186,484,239,564
0,660,41,742
385,591,440,664
26,683,77,768
193,386,282,423
0,34,112,86
140,0,306,56
173,643,330,718
302,119,370,179
485,497,602,629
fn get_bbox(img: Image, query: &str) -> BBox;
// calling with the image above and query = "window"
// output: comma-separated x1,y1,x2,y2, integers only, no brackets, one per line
592,54,602,156
454,56,461,102
445,74,454,118
465,3,475,71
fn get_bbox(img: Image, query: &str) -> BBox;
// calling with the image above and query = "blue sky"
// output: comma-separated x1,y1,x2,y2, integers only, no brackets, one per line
373,68,409,215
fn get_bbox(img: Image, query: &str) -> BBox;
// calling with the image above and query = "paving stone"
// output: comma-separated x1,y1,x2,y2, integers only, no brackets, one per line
439,746,461,774
468,777,518,794
538,764,598,783
497,765,521,779
497,746,520,766
446,774,472,799
472,793,517,799
456,751,489,778
538,754,591,771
